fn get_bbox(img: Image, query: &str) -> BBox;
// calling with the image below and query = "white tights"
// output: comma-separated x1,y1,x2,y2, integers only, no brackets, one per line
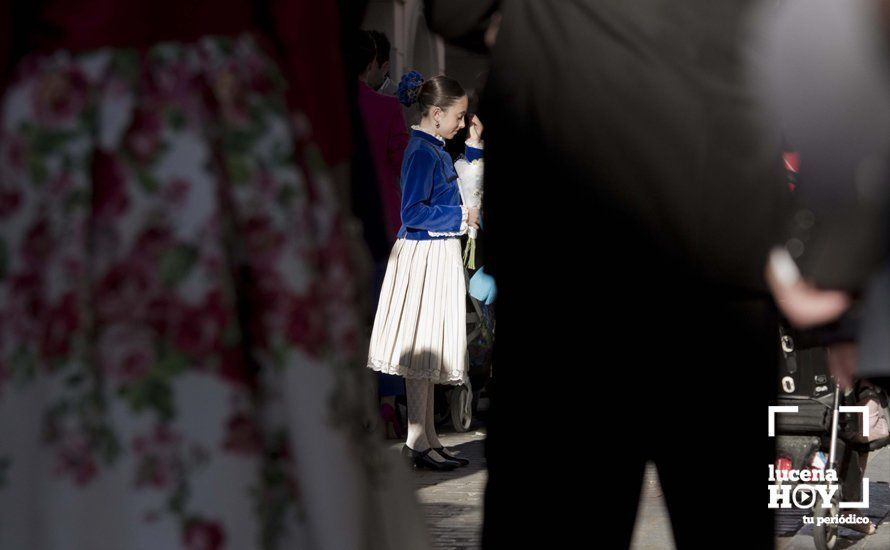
405,378,451,462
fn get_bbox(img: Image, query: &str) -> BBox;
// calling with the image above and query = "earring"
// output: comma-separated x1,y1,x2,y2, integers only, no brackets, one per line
435,120,440,129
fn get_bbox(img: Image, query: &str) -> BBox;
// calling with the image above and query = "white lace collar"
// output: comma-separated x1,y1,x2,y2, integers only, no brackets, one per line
411,124,446,143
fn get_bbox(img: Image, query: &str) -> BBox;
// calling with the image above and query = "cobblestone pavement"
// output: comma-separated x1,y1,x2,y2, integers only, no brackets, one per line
628,462,675,549
389,429,488,550
392,431,888,549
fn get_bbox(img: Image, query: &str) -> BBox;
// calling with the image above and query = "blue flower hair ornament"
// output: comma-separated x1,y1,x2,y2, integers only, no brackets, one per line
397,70,424,107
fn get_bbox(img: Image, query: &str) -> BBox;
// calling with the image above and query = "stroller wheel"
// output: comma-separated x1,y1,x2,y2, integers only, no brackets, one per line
813,487,840,550
451,384,473,432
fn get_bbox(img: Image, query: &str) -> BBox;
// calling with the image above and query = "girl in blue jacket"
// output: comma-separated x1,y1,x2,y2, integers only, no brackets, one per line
367,74,483,470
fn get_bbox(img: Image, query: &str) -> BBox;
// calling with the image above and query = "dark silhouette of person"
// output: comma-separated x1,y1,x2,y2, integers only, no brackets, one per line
425,2,791,548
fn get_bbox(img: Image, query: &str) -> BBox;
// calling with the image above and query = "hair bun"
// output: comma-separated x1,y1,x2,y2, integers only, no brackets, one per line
397,70,424,107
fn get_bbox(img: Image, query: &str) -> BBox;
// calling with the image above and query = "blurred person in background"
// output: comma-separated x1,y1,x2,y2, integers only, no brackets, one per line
353,29,410,439
354,30,409,251
760,0,890,535
367,30,397,97
759,0,890,335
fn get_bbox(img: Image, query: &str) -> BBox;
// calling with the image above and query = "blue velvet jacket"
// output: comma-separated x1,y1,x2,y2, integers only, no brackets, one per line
397,127,484,240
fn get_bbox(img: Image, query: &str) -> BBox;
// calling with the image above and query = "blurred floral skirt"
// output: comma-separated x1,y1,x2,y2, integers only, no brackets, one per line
0,34,418,550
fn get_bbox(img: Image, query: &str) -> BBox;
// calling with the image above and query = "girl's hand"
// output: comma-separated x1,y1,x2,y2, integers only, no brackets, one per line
468,207,480,229
469,115,484,143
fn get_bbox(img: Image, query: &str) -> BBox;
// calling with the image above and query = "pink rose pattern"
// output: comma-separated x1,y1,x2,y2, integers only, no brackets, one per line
0,35,361,547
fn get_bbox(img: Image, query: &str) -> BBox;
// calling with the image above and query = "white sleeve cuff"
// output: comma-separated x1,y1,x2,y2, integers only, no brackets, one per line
427,206,469,237
465,139,484,150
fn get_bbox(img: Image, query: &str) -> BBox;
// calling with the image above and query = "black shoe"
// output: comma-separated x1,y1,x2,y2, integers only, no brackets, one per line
402,445,460,470
433,446,470,467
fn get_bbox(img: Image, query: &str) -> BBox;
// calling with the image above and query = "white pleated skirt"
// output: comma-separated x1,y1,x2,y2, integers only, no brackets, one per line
367,238,468,385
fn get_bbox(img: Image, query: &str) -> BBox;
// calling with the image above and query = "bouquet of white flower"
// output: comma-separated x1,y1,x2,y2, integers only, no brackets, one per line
454,156,484,269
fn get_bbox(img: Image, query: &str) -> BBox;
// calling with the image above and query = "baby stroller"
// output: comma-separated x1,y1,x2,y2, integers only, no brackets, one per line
434,268,495,432
774,324,890,549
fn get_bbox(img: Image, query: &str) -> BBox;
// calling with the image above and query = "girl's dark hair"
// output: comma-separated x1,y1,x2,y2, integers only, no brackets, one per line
416,75,466,117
